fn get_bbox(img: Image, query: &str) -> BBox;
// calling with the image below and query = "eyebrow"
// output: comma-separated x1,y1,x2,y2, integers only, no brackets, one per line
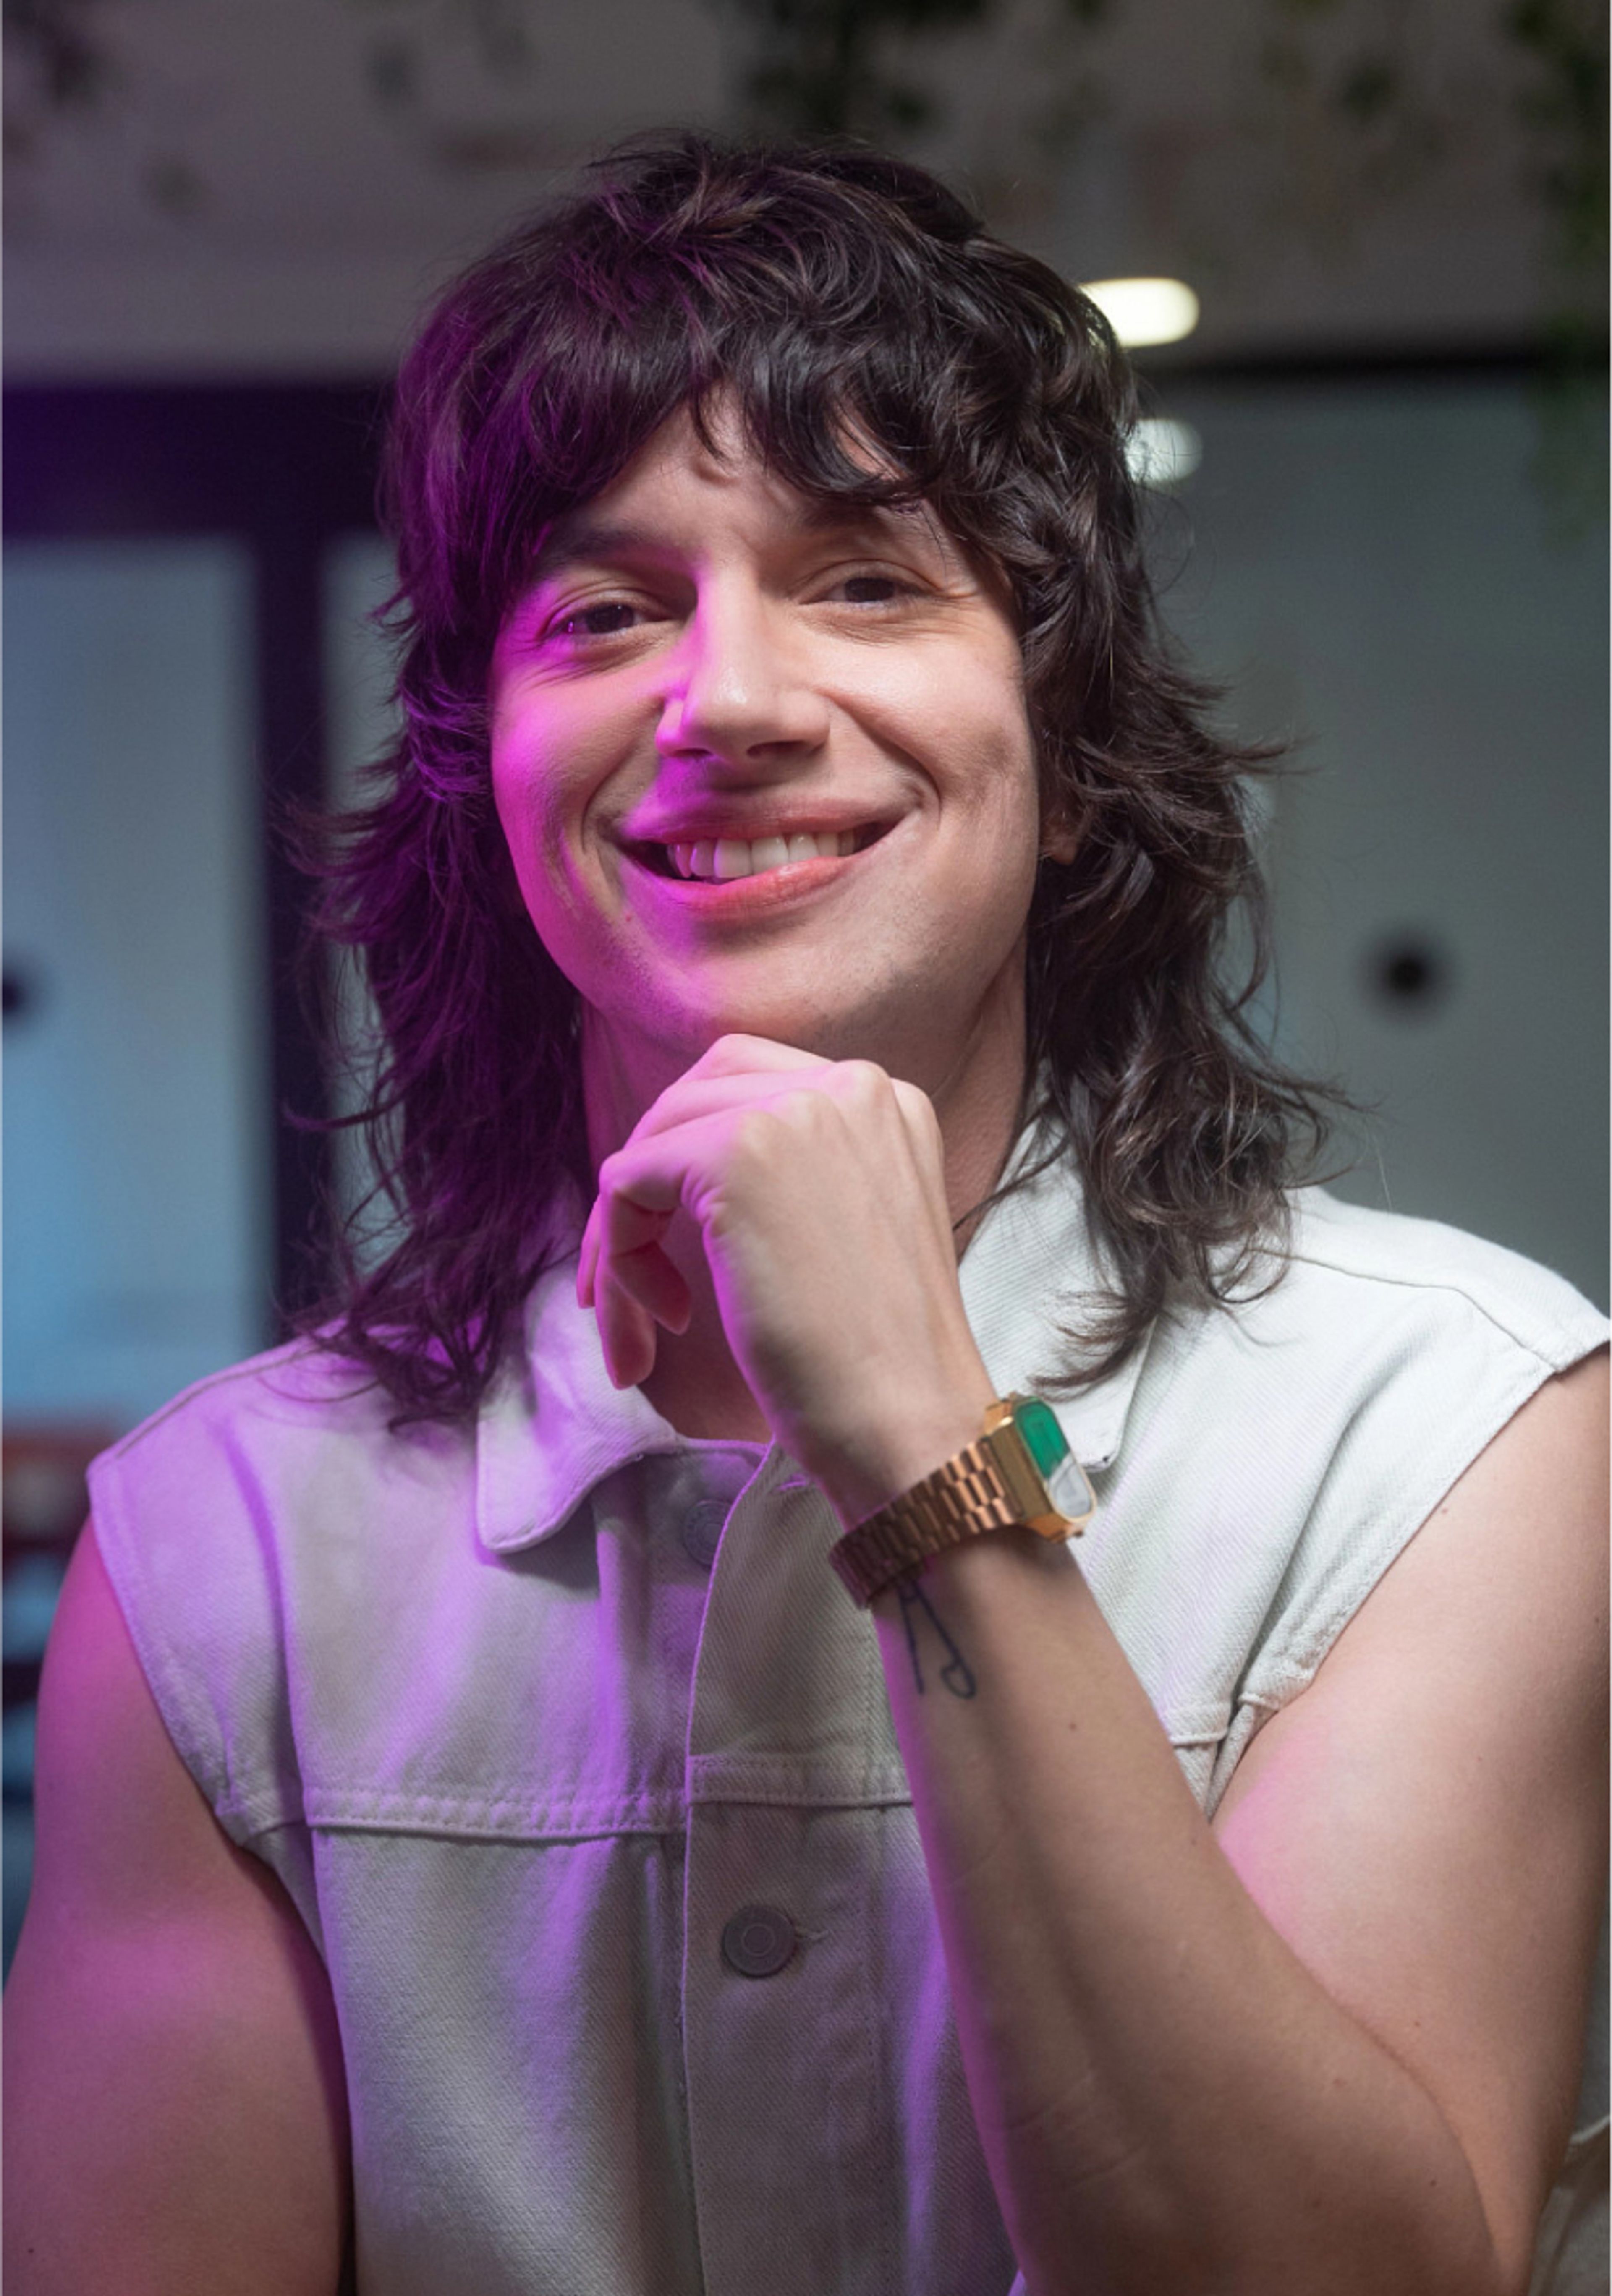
525,496,927,588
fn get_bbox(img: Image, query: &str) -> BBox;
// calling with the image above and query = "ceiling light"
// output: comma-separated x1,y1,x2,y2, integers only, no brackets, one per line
1125,418,1202,489
1080,277,1201,350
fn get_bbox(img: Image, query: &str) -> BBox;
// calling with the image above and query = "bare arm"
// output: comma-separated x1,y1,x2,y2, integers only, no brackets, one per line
3,1520,352,2296
827,1351,1608,2296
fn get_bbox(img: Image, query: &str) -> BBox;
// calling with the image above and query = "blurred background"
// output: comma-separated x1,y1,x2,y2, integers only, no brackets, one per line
3,0,1607,1968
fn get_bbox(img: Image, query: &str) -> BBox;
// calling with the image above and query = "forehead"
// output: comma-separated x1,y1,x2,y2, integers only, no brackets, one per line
526,396,948,582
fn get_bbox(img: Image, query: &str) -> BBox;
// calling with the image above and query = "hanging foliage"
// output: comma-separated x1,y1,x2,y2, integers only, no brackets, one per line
4,0,1603,390
716,0,1108,138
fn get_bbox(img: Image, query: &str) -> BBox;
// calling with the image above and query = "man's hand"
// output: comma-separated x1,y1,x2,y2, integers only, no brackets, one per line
577,1034,995,1510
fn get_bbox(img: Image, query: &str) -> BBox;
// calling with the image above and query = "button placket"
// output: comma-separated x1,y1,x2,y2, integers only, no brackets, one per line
719,1902,798,1978
681,1803,895,2296
680,1455,904,2293
680,1498,728,1570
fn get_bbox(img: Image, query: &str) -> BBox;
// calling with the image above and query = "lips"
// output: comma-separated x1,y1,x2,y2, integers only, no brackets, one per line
625,820,895,883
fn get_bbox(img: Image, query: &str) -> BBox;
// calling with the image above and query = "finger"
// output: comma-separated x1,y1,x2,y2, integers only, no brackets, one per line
889,1076,958,1251
589,1105,758,1288
578,1045,831,1302
890,1075,945,1180
577,1196,601,1310
597,1267,658,1390
890,1074,939,1139
594,1160,683,1263
577,1192,628,1315
691,1033,835,1079
619,1051,835,1149
581,1183,684,1312
606,1240,693,1336
615,1074,795,1152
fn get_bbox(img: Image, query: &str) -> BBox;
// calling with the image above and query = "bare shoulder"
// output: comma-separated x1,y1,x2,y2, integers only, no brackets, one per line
24,1518,242,1902
3,1521,351,2296
1212,1349,1609,2292
1222,1345,1607,1770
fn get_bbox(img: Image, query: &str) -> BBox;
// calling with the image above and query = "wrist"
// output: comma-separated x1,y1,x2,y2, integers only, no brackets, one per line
866,1515,1068,1617
806,1374,998,1533
827,1387,1096,1608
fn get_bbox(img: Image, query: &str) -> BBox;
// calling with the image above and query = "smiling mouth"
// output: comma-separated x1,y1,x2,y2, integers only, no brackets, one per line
628,823,894,882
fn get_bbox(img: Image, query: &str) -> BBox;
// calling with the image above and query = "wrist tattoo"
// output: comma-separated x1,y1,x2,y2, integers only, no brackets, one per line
895,1576,977,1699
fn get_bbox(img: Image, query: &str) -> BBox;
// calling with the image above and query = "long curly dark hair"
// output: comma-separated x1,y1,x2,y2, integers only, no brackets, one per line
300,129,1350,1424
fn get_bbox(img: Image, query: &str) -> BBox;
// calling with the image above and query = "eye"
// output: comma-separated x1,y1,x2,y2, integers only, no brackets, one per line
829,570,919,607
547,598,643,644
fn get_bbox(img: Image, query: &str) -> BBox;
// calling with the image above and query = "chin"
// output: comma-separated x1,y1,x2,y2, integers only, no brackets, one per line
696,998,950,1076
689,1008,848,1058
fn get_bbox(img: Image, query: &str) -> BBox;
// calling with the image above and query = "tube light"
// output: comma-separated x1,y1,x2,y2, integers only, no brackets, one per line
1079,277,1201,350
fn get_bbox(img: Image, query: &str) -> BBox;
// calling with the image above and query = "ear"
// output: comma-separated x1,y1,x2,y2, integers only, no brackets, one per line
1039,806,1080,867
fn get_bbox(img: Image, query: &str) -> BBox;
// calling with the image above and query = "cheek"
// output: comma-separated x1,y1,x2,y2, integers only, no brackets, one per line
919,641,1033,787
946,695,1040,844
953,717,1044,919
489,711,583,898
489,753,547,907
490,791,588,972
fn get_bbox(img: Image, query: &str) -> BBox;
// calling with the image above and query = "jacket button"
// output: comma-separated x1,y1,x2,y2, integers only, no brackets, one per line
681,1500,727,1570
720,1904,798,1979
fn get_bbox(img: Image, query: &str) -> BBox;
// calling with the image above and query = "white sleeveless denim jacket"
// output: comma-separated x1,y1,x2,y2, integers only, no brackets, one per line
89,1135,1609,2296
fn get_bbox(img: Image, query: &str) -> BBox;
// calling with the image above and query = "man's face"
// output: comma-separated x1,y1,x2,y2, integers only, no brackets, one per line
488,397,1068,1105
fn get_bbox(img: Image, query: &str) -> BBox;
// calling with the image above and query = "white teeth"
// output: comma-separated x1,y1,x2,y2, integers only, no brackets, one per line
659,828,872,881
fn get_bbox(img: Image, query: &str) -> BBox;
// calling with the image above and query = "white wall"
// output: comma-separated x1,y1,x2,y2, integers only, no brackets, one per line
3,540,272,1428
1155,371,1608,1304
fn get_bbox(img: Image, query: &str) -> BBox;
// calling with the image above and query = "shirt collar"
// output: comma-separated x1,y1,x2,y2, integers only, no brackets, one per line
476,1112,1152,1554
955,1110,1154,1473
475,1175,693,1554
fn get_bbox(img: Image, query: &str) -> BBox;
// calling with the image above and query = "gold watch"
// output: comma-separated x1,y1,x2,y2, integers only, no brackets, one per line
828,1393,1095,1608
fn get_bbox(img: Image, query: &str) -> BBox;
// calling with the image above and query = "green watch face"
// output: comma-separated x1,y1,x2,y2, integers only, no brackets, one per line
1012,1396,1091,1521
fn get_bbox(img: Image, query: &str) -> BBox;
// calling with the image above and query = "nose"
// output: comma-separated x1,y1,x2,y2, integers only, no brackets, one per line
655,582,830,769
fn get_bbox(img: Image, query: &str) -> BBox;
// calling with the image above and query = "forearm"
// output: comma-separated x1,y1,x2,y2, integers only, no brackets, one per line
850,1523,1504,2296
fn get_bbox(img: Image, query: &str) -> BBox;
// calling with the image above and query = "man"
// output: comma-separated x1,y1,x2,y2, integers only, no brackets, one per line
5,136,1607,2296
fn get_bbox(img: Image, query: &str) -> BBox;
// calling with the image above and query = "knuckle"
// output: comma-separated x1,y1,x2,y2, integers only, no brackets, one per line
837,1057,889,1101
732,1104,779,1162
691,1034,740,1075
894,1077,939,1131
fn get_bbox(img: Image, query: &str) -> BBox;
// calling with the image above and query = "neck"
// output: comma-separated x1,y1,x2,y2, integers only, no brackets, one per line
579,993,1029,1444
